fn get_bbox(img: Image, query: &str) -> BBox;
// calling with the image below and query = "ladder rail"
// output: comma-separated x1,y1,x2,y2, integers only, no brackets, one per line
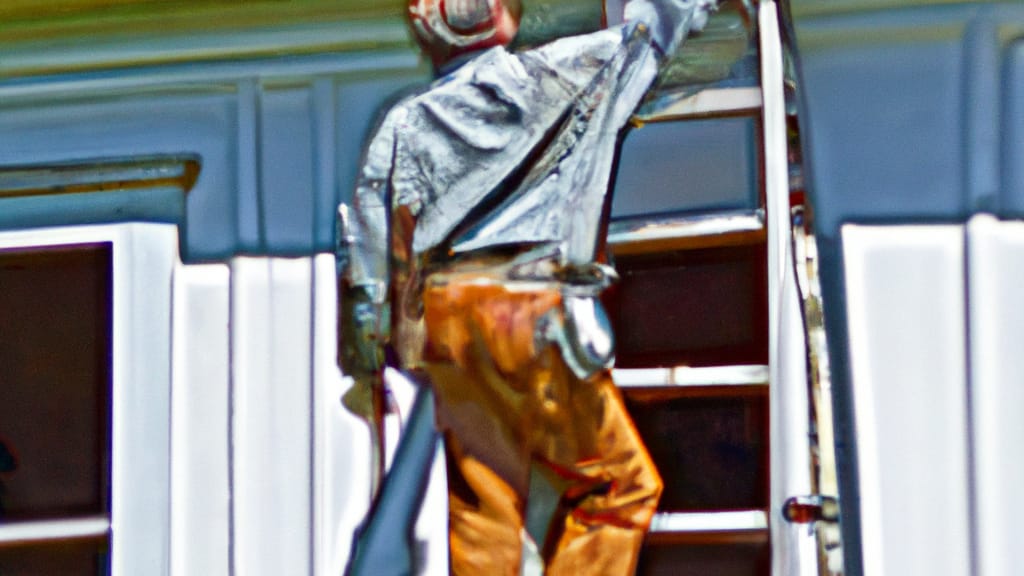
760,2,820,576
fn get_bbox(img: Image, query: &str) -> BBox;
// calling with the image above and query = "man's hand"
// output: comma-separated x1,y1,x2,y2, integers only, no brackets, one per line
339,281,388,421
339,283,387,379
624,0,718,57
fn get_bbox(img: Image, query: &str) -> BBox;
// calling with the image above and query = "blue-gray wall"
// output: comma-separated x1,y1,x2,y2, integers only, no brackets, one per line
0,51,428,262
792,3,1024,574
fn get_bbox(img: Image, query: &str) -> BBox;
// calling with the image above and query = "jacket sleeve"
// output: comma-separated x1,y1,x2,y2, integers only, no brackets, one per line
348,104,404,300
339,104,406,377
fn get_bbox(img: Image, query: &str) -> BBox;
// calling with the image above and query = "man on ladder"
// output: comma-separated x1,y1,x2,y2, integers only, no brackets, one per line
339,1,717,573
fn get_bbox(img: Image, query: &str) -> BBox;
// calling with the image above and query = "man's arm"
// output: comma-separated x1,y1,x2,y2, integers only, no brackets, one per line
449,1,718,263
339,106,404,396
624,0,717,58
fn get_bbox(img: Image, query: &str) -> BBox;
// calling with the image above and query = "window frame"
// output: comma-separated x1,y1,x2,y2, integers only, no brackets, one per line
0,223,178,576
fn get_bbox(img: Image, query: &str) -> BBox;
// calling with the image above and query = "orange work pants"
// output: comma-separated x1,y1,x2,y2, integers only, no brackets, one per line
422,275,662,575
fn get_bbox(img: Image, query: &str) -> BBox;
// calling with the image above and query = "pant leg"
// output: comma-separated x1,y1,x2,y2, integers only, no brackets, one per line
543,373,663,576
421,275,661,575
423,279,563,575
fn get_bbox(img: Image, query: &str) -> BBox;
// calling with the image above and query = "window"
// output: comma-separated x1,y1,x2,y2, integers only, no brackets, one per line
0,224,177,575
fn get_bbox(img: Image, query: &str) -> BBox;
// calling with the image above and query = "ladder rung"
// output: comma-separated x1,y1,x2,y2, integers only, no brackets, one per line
615,364,768,388
650,510,768,534
608,210,764,255
646,510,770,546
635,86,762,123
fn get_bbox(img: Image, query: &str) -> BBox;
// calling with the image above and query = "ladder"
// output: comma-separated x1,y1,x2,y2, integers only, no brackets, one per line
348,2,843,574
607,1,840,573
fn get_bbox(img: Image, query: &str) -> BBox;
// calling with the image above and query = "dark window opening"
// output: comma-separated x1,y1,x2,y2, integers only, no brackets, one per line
0,243,112,575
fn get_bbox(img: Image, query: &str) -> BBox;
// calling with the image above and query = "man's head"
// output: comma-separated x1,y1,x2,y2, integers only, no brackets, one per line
408,0,522,67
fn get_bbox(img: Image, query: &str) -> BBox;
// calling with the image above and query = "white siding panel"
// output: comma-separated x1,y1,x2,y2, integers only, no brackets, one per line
112,224,178,576
968,215,1024,576
312,254,373,575
232,257,314,576
843,224,970,576
171,264,231,576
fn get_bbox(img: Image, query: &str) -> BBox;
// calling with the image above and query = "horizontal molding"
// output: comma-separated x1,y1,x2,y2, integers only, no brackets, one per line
0,1,403,47
790,0,993,18
0,516,110,546
0,16,411,79
615,364,768,388
0,154,200,199
608,210,765,255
